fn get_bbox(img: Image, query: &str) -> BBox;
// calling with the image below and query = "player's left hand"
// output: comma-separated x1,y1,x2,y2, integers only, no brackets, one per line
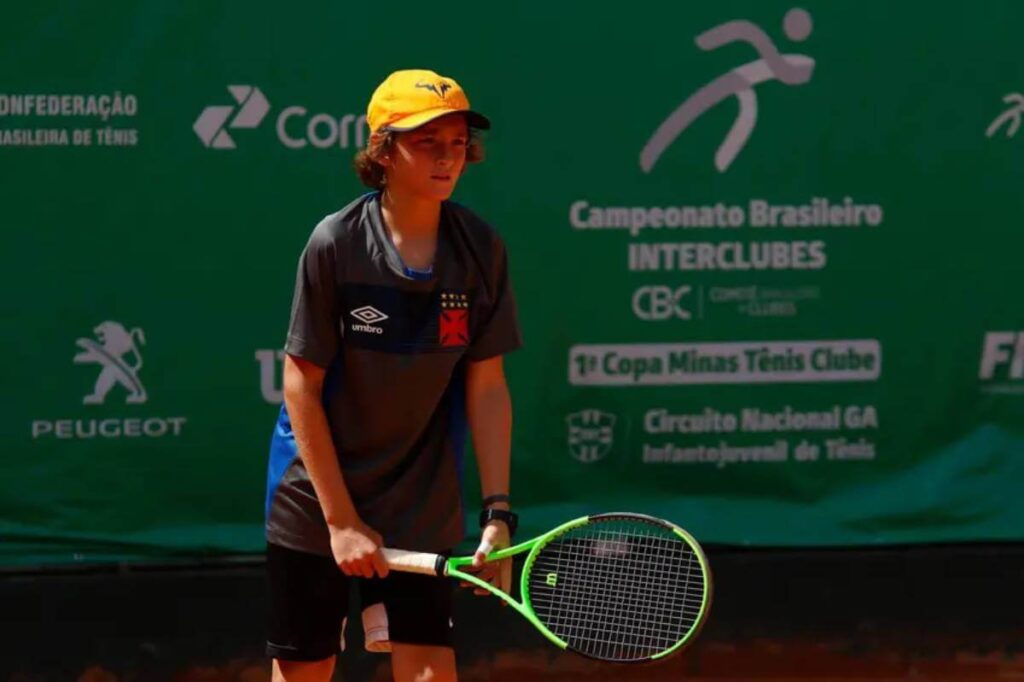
463,520,512,602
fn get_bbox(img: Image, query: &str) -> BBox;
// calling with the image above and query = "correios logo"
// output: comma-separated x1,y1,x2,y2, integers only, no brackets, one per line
31,322,186,440
193,86,271,149
566,409,617,463
194,84,367,150
641,8,815,173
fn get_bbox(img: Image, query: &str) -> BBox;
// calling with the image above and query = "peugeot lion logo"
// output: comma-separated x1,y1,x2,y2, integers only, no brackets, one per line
73,321,148,405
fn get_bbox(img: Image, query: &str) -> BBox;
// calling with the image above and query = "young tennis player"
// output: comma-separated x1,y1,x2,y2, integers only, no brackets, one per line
263,69,521,682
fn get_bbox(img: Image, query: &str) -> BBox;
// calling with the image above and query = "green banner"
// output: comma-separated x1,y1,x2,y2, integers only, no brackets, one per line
2,1,1023,564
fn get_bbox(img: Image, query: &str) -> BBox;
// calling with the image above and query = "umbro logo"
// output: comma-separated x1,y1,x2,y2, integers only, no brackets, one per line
351,306,389,324
350,306,388,335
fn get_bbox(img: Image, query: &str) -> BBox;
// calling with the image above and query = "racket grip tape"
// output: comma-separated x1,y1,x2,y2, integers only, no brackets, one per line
381,548,447,576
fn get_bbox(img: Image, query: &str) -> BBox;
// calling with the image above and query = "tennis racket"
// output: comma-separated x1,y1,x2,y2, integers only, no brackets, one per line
381,512,711,663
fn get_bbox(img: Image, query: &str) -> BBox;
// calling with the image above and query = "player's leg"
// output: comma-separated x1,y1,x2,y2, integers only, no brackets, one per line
366,568,457,682
391,643,457,682
266,542,349,681
272,656,336,682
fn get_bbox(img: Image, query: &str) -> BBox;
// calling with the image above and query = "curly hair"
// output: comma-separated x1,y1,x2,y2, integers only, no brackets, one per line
353,127,486,190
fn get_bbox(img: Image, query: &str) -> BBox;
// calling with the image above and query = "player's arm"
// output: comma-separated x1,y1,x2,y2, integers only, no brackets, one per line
283,353,387,578
464,354,513,594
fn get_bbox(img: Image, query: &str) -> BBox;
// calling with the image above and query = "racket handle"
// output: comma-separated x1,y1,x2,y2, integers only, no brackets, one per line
381,548,446,576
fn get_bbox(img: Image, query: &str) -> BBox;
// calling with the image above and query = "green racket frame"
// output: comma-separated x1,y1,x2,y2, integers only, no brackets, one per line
436,513,712,661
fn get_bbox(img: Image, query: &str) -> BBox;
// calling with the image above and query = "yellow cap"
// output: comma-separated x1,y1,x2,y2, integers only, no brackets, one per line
367,69,491,134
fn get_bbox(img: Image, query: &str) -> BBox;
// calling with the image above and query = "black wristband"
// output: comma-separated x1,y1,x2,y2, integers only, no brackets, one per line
482,494,510,508
479,507,518,537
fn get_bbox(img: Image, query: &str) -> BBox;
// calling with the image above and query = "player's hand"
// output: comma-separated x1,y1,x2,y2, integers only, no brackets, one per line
328,521,389,579
464,521,512,602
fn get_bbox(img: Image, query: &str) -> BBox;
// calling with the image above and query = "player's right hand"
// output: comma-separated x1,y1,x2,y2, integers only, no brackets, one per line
328,522,389,579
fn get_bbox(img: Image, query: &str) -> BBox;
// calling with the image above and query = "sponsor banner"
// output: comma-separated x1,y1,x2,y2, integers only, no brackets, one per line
2,1,1023,563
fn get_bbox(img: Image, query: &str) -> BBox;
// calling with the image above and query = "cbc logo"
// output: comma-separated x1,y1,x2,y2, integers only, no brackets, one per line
632,285,692,321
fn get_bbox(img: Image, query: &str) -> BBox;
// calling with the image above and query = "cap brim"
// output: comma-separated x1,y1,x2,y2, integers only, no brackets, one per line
383,107,491,132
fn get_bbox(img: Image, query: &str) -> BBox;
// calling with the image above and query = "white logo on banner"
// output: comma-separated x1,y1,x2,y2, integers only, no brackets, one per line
979,332,1024,394
74,321,148,405
31,323,186,440
194,86,367,150
193,85,271,149
986,93,1024,139
632,285,693,321
566,409,617,463
640,8,815,173
0,92,140,147
255,349,285,404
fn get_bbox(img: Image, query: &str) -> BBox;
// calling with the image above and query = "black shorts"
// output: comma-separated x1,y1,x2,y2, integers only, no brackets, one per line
266,542,455,661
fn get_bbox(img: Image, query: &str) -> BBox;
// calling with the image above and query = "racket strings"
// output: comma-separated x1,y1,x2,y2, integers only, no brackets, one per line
527,519,705,662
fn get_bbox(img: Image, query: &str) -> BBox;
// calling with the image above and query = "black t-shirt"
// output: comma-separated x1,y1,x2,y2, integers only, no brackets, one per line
265,192,522,554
